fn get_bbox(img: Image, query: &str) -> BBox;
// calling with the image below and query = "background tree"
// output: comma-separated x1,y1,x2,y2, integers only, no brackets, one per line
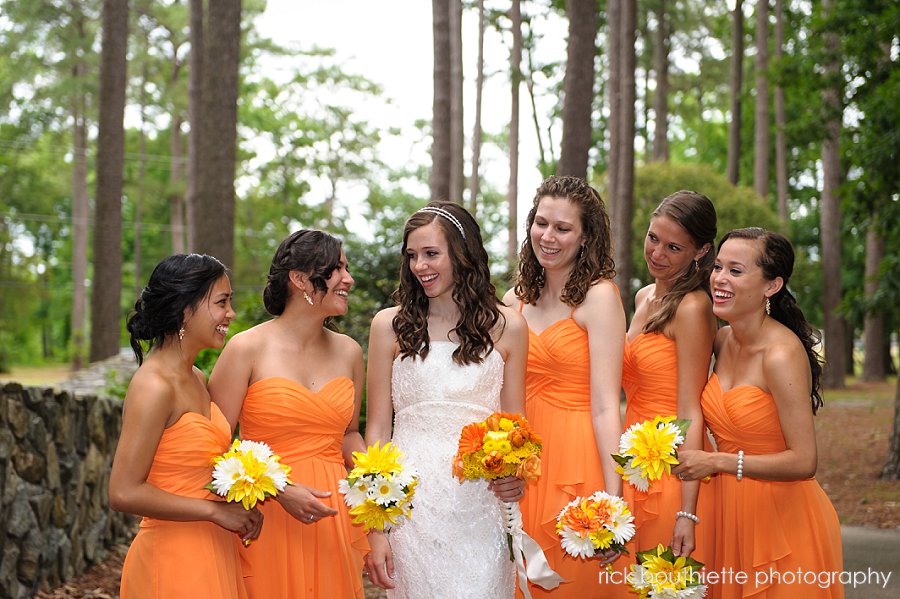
507,0,523,264
726,0,744,184
651,0,670,162
430,0,451,201
773,0,788,221
557,0,596,178
89,0,129,362
753,0,769,200
449,0,464,203
467,0,486,213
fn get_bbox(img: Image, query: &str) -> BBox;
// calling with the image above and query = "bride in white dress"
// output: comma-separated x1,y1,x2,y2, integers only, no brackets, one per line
364,202,529,599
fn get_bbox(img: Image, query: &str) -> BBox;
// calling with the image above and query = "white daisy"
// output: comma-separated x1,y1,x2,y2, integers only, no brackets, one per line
366,474,407,507
211,455,250,496
558,528,596,559
338,477,370,507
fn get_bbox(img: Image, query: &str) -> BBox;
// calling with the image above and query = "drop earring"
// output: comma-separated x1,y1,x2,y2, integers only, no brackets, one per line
303,291,314,305
765,297,771,315
178,327,186,341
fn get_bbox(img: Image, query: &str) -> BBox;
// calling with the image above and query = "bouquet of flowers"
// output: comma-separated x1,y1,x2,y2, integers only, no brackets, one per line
630,544,707,598
612,416,690,491
338,441,418,532
555,491,635,560
207,439,292,509
453,412,562,598
452,412,542,483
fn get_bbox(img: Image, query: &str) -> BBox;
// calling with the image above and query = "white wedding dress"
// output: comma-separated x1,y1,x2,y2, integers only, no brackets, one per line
388,342,515,599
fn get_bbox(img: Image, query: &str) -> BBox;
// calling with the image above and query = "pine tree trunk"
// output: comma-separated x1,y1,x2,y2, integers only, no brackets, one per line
607,0,622,209
862,223,886,382
774,0,788,220
449,0,464,204
89,0,128,363
71,52,89,371
820,0,845,389
169,113,186,254
614,0,636,317
753,0,769,199
727,0,744,185
468,0,485,213
431,0,452,202
558,0,597,179
652,0,669,162
187,0,203,251
193,0,240,268
881,377,900,480
507,0,522,265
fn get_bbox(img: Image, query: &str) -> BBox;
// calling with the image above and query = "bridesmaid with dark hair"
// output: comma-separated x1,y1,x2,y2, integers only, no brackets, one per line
209,230,368,598
673,228,844,598
622,190,717,561
110,253,261,599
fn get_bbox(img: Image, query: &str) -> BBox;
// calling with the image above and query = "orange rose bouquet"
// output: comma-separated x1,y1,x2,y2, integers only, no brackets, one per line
453,412,562,598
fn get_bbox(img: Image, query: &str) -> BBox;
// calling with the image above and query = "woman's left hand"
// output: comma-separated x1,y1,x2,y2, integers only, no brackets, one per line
488,475,526,502
672,449,716,481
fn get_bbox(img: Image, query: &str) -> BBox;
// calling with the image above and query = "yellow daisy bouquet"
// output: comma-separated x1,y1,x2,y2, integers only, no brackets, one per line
612,416,690,491
207,439,292,508
451,412,542,483
630,544,707,598
555,491,635,560
338,441,418,532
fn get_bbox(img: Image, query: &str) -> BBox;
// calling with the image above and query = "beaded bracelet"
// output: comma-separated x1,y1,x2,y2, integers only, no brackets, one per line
736,450,744,481
675,510,700,524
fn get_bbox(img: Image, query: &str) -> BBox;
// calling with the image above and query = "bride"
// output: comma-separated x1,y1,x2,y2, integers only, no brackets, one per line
363,202,529,599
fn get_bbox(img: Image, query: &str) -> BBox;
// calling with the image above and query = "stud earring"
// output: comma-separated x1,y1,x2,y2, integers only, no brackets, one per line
303,291,314,306
765,297,771,315
178,327,185,341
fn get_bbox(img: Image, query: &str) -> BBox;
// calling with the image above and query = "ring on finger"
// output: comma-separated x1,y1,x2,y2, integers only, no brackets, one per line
307,514,315,521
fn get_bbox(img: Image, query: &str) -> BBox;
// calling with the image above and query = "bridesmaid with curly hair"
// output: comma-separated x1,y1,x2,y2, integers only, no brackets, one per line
674,229,843,598
504,176,630,598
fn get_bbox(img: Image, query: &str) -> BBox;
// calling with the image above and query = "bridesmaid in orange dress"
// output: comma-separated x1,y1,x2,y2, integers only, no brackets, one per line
111,254,262,599
504,176,630,598
622,191,717,563
209,230,368,599
673,229,844,598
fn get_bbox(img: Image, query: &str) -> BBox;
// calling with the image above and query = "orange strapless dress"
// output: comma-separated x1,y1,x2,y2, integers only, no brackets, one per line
622,332,713,565
518,316,632,598
120,403,247,599
237,377,367,599
701,374,843,598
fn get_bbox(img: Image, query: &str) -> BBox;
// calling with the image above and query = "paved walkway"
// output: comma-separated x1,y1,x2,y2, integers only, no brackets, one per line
842,525,900,598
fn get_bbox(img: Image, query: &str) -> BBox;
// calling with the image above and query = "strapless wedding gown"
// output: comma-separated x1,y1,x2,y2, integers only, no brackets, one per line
388,342,515,599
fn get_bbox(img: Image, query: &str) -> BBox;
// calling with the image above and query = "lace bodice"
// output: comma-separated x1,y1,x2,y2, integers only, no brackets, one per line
388,343,514,599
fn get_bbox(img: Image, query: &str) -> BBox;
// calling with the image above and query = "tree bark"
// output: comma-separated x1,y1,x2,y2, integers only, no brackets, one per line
431,0,452,202
71,47,89,371
614,0,636,317
187,0,203,251
753,0,769,199
881,377,900,480
607,0,622,211
820,0,845,389
727,0,744,185
192,0,240,268
89,0,129,363
774,0,788,221
467,0,485,213
507,0,522,265
652,0,669,162
557,0,597,179
449,0,464,204
169,112,186,253
862,222,885,382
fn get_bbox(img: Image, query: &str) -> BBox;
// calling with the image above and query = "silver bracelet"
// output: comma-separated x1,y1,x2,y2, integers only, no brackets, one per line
675,510,699,524
736,450,744,481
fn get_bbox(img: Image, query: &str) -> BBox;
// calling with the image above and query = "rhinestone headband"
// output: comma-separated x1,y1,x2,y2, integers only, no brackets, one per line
417,206,466,240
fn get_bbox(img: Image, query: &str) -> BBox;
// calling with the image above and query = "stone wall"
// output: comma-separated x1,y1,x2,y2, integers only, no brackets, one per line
0,383,134,599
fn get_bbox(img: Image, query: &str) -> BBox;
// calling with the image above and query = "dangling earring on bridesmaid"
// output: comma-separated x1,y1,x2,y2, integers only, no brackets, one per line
765,297,771,315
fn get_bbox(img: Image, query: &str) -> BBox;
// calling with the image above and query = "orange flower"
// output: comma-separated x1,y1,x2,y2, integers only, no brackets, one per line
451,453,466,482
482,451,505,474
485,414,501,432
516,454,541,481
509,428,527,448
458,423,486,455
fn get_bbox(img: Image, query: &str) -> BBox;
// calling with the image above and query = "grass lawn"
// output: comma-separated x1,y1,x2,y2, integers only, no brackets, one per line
0,364,73,386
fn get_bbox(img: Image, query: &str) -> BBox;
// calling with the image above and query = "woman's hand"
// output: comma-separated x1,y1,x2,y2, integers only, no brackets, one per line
596,547,624,566
672,449,717,481
488,475,526,503
363,531,395,589
670,517,696,558
275,483,338,524
210,502,263,543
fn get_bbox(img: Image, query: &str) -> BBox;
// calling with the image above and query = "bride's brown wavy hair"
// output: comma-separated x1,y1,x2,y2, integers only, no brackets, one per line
513,176,616,306
392,201,505,366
